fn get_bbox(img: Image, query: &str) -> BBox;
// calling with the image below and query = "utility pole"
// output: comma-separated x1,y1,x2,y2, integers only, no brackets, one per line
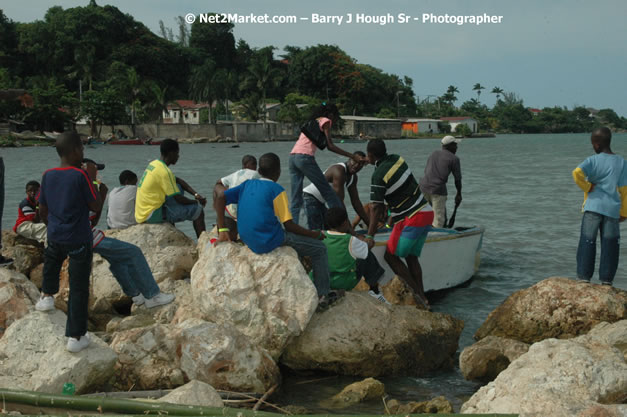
396,91,403,118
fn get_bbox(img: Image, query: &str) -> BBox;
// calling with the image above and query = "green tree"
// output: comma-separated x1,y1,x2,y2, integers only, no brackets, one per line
24,80,77,132
189,14,236,69
189,58,219,124
472,83,485,102
491,86,504,102
81,88,127,136
241,48,282,122
276,93,317,123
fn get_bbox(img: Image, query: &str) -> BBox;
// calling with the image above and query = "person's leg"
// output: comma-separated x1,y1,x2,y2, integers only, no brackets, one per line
299,155,342,209
599,215,619,285
192,208,206,238
164,196,204,237
41,241,66,295
0,157,4,250
576,211,601,281
357,251,386,290
283,231,330,297
94,237,138,297
289,154,305,225
17,222,48,244
303,193,326,230
430,194,447,228
65,242,92,338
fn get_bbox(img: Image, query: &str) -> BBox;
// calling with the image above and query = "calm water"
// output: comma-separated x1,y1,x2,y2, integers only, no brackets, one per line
2,133,626,412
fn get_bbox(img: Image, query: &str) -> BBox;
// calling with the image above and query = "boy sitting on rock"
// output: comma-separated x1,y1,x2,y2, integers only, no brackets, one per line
321,207,390,304
214,152,342,310
13,180,46,244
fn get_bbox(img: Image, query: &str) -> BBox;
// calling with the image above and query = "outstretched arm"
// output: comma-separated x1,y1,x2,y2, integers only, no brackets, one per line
176,177,207,206
284,219,325,240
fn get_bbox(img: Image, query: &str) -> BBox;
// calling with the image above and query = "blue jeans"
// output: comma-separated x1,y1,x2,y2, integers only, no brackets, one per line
94,237,160,298
42,241,92,338
0,157,4,249
304,192,326,230
576,211,620,284
289,154,341,225
283,231,330,297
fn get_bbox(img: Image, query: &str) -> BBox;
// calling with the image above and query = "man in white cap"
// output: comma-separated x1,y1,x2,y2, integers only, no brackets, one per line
419,135,462,228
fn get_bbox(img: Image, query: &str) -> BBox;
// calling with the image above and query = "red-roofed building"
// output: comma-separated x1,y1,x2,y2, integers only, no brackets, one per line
163,100,210,124
528,108,542,116
439,116,477,133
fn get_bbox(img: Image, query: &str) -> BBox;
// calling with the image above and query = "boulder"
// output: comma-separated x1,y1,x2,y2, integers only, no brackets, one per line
281,292,463,376
326,378,385,408
159,380,224,408
1,230,44,277
105,223,198,283
581,319,627,358
29,263,44,288
461,321,627,417
0,269,40,338
387,396,454,414
109,318,281,394
191,242,317,359
354,276,417,306
0,310,117,394
459,336,530,382
475,277,627,343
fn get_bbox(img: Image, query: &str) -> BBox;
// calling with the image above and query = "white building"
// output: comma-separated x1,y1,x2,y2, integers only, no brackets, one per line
163,100,209,124
439,117,478,133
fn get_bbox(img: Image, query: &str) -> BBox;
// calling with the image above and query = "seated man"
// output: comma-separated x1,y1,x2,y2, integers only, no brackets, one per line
213,155,260,240
14,180,47,244
107,170,138,229
321,207,389,304
135,139,206,237
214,152,342,311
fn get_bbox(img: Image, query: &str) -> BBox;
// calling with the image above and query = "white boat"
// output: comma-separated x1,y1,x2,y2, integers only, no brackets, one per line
371,226,484,292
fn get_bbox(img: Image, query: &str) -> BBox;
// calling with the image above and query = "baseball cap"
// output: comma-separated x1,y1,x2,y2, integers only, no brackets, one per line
441,135,462,145
83,158,105,170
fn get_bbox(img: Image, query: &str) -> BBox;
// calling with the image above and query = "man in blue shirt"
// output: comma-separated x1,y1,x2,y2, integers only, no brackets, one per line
35,132,107,353
572,127,627,286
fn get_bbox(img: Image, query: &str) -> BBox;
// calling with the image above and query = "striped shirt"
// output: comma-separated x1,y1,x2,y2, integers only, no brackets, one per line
370,154,427,224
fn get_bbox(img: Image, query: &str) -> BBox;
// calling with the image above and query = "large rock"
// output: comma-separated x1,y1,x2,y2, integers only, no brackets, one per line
461,321,627,417
354,276,417,306
191,242,317,359
1,230,44,277
387,397,454,414
0,269,40,338
326,378,385,408
281,292,463,376
475,277,627,343
109,318,280,394
159,380,224,407
459,336,530,382
0,310,117,393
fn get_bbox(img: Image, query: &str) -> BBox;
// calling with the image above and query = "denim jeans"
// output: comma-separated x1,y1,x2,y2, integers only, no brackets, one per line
42,241,92,338
94,237,160,299
289,154,342,225
576,211,620,284
304,193,326,230
356,251,386,287
283,231,330,297
0,157,4,250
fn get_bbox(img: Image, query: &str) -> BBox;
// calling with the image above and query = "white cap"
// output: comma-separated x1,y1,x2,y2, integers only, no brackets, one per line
441,135,462,145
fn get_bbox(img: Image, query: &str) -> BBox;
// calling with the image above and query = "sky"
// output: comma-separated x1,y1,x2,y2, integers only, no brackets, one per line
3,0,627,116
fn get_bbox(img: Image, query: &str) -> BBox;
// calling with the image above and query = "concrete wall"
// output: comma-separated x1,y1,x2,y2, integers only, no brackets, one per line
76,120,398,142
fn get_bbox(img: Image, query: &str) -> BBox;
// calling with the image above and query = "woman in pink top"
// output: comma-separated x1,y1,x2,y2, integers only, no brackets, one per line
289,103,365,225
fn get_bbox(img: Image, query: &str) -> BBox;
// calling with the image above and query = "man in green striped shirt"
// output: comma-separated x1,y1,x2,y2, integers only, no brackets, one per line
365,139,434,309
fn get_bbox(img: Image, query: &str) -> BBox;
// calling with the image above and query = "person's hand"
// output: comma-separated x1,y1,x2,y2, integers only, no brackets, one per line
99,182,108,195
214,231,231,246
194,193,207,207
455,193,462,206
588,184,595,193
365,237,375,249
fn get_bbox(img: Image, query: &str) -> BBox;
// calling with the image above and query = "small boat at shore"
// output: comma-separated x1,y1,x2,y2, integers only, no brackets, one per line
371,226,484,292
108,138,145,145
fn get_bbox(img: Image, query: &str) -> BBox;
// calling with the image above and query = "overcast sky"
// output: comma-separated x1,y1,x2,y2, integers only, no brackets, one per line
4,0,627,116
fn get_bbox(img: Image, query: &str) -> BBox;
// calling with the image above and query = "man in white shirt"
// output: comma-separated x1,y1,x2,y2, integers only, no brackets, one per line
107,170,138,229
212,155,259,239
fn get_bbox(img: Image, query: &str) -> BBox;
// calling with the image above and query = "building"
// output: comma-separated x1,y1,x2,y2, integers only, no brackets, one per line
338,115,401,139
163,100,209,124
439,116,478,133
528,108,542,116
402,118,441,134
265,103,281,121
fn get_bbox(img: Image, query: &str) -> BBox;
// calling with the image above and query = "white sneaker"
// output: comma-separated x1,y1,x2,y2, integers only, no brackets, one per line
66,333,91,353
144,292,175,308
368,290,391,305
132,294,145,306
35,295,55,311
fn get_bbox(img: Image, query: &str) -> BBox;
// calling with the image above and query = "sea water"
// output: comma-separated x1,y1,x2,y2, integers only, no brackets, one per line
3,133,625,412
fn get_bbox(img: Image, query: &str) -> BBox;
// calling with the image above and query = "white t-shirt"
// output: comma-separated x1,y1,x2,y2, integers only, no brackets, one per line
221,169,260,219
107,185,138,229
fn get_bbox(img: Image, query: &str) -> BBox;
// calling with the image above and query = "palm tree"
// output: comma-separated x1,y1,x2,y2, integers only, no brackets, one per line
149,83,169,123
242,52,282,121
473,83,485,102
491,86,504,102
189,59,219,124
126,68,141,132
443,85,459,106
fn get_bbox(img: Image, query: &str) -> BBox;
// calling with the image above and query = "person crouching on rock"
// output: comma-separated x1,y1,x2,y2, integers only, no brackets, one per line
13,180,47,244
35,132,106,353
214,152,344,311
320,207,390,304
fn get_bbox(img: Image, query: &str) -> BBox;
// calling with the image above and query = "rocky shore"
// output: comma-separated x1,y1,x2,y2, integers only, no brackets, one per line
1,227,626,416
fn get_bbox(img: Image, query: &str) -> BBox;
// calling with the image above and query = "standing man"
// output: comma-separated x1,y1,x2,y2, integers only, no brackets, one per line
364,139,434,309
302,151,369,230
135,139,206,237
572,127,626,286
419,135,462,228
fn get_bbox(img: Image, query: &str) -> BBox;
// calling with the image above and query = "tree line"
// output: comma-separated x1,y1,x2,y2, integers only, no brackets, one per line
0,2,625,135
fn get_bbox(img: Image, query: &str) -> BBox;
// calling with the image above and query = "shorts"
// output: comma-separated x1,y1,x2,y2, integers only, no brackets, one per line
146,195,202,224
387,207,434,257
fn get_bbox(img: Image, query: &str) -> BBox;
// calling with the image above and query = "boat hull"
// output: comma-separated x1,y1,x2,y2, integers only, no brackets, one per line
371,226,484,292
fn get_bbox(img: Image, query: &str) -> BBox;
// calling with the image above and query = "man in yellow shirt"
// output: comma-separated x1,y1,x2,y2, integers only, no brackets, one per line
135,139,206,237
